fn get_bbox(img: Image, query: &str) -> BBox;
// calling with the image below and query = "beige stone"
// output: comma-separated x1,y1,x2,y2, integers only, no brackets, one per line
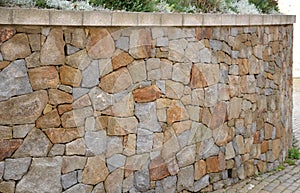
65,49,91,70
112,50,134,70
60,65,82,87
194,160,206,180
57,104,72,115
125,153,149,177
166,80,184,100
45,127,81,144
228,97,242,120
173,120,192,135
167,100,189,125
272,139,282,160
100,67,132,94
87,28,115,59
66,138,86,155
49,89,73,106
40,28,65,65
107,117,138,136
82,156,109,185
72,94,91,109
1,33,31,61
62,156,87,174
0,126,12,140
36,109,61,129
264,123,274,139
161,127,180,160
105,168,124,193
206,156,219,173
103,93,134,117
149,156,170,181
123,134,136,156
133,85,162,103
129,29,152,59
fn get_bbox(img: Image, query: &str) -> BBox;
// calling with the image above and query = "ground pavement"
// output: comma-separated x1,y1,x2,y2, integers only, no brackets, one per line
211,80,300,193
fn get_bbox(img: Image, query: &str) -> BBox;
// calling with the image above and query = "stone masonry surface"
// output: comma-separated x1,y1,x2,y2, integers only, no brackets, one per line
0,11,294,193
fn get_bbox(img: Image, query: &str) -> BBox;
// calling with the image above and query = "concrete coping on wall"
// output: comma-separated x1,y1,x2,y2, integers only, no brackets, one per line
0,7,296,26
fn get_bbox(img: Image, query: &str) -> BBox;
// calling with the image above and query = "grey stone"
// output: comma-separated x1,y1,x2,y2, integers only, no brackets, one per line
12,124,34,139
231,51,239,59
73,87,90,100
66,49,91,70
107,154,126,172
25,52,41,68
81,60,100,88
176,145,196,168
128,60,147,83
4,157,31,180
194,174,209,192
155,181,164,193
16,157,62,193
63,184,93,193
66,44,80,55
13,128,52,158
156,37,168,47
213,181,224,190
152,28,164,39
106,136,123,158
225,142,236,160
185,42,205,63
116,36,129,51
210,40,223,51
0,53,3,61
199,48,211,63
89,87,113,111
177,165,194,192
59,85,73,94
66,138,86,156
0,161,4,179
204,84,218,107
172,62,192,85
235,155,242,168
162,176,177,193
62,171,77,190
168,39,188,62
135,102,162,132
98,59,113,78
0,60,32,101
134,169,150,192
49,144,65,156
92,183,105,193
197,138,219,159
229,64,239,75
85,130,107,156
137,128,154,154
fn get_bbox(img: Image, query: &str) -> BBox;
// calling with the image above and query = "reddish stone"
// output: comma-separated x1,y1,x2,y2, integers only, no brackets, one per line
0,27,16,44
149,156,170,181
133,85,162,103
28,66,59,90
45,127,81,144
210,102,227,130
253,131,260,144
58,104,72,115
206,156,219,173
261,140,268,153
36,109,61,129
60,65,82,87
112,51,134,70
190,64,207,88
49,89,73,106
196,28,212,40
167,101,189,125
0,139,22,161
194,160,206,180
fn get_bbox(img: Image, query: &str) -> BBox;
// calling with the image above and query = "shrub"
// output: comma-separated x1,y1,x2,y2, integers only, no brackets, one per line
288,147,300,160
89,0,157,12
249,0,279,13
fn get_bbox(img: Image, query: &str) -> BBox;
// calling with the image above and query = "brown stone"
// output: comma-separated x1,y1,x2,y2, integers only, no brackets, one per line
57,104,72,115
112,50,134,70
0,139,22,161
228,97,242,120
62,156,87,174
1,33,31,61
196,28,212,40
167,100,189,125
100,67,133,94
36,109,61,128
245,159,255,177
173,120,192,135
257,160,267,173
65,49,91,70
228,76,240,97
201,108,211,127
129,29,152,59
190,64,207,88
194,160,206,180
87,28,115,59
107,117,138,136
49,89,73,106
261,140,268,153
0,61,10,70
0,27,16,44
82,156,109,185
72,94,91,109
253,131,260,144
264,123,273,139
28,34,41,51
28,66,59,90
45,127,81,144
219,151,226,170
104,168,124,193
206,156,219,173
272,139,282,160
238,59,249,75
213,123,229,147
210,102,227,130
0,90,48,125
61,107,94,128
60,65,82,87
133,85,162,103
40,28,65,65
149,156,170,181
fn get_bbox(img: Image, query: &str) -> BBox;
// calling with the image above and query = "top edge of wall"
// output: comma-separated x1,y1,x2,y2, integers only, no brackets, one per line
0,8,296,26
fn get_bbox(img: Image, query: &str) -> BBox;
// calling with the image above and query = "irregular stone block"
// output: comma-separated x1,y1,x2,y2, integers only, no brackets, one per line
3,157,31,180
45,127,82,144
107,117,138,135
82,156,109,185
28,66,59,90
135,102,162,132
85,130,107,156
149,156,170,181
36,109,61,128
62,156,86,174
60,65,82,87
0,27,16,45
133,85,162,103
82,60,100,88
104,168,124,193
0,139,22,161
129,29,152,59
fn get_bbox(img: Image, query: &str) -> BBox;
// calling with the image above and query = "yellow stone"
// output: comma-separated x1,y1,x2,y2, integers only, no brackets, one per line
43,104,53,115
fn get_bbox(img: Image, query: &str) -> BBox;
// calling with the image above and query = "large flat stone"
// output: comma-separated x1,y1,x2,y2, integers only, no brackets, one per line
28,66,59,90
3,157,31,180
0,60,32,101
16,157,62,193
0,90,48,125
82,156,109,185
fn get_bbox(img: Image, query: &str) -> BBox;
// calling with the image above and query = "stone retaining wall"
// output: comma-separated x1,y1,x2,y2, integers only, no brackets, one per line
0,8,296,193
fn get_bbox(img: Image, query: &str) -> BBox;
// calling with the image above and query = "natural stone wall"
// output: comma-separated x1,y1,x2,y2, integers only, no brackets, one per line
0,11,295,193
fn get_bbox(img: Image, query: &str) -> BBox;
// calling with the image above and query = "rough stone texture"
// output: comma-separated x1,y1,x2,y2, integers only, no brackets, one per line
66,138,86,155
112,50,134,70
13,128,52,158
0,139,23,161
133,85,162,103
107,117,138,135
0,60,32,101
85,130,107,155
65,49,91,70
149,156,170,181
28,66,59,90
40,28,65,65
0,126,12,139
63,184,93,193
0,90,47,124
62,156,86,174
87,28,115,59
107,154,126,172
88,87,113,111
135,102,162,132
61,171,77,190
49,89,73,106
16,157,62,193
0,181,15,193
81,60,100,88
194,160,206,180
4,157,31,180
61,106,93,128
82,156,109,185
1,33,31,61
45,127,81,144
167,100,189,124
104,168,124,193
104,93,134,117
36,109,61,128
60,65,82,87
177,165,194,192
129,29,152,59
0,27,16,45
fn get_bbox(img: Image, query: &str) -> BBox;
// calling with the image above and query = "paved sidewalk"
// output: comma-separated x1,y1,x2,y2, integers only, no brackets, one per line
211,82,300,193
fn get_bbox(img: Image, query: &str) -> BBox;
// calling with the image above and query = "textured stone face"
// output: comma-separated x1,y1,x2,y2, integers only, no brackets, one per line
0,27,16,45
129,29,152,59
0,90,48,125
60,65,82,87
1,33,31,61
82,156,109,185
133,85,162,103
28,66,59,90
0,139,23,161
0,60,32,101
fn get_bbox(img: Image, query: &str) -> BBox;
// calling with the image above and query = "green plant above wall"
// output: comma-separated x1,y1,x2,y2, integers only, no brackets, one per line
0,0,280,14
